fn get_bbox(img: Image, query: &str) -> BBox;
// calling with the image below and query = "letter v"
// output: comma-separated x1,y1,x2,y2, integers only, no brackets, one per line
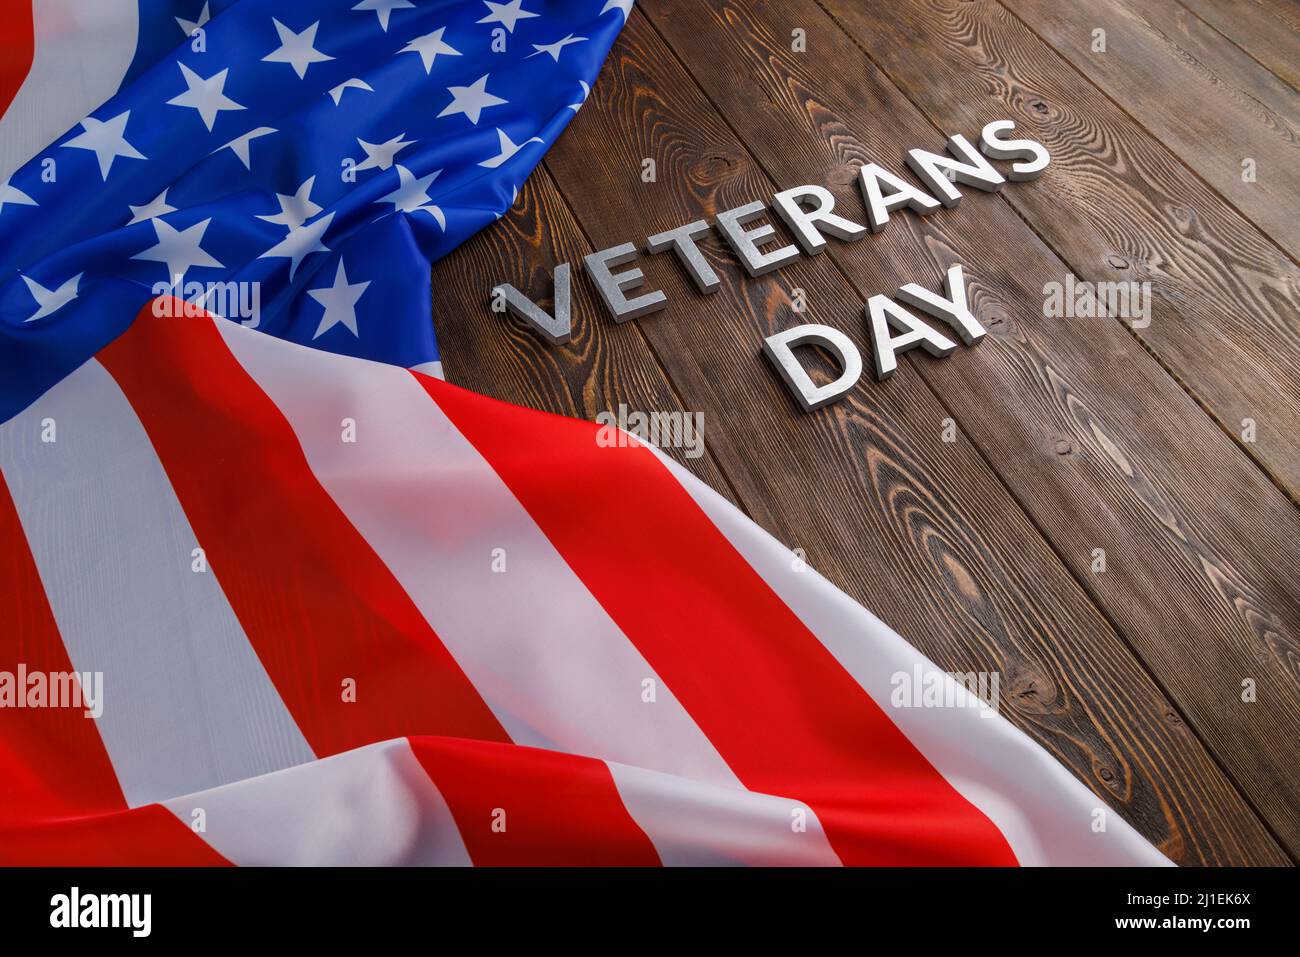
493,263,572,345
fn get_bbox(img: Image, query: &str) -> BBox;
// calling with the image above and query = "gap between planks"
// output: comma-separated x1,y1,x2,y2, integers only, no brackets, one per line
627,0,1296,862
794,0,1298,867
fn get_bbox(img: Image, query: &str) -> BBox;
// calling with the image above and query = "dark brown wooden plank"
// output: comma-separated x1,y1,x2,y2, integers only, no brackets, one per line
431,166,739,498
526,7,1290,864
821,0,1300,506
639,0,1300,854
1178,0,1300,92
1005,0,1300,259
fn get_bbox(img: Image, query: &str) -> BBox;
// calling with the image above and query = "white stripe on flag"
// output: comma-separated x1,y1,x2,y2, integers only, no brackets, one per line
216,321,741,788
164,739,472,866
1,0,140,180
649,448,1172,867
0,359,315,806
607,762,842,866
410,360,444,379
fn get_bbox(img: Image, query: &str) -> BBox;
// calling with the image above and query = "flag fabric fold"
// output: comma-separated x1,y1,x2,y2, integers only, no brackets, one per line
0,0,1170,866
0,0,625,420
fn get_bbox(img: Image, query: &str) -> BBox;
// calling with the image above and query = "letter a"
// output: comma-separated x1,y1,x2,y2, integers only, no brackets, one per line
866,295,957,380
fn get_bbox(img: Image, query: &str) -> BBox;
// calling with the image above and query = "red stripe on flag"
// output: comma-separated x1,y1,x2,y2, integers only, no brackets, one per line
0,472,225,865
0,805,233,867
0,469,124,823
426,377,1018,865
98,301,510,757
0,0,33,118
407,736,661,866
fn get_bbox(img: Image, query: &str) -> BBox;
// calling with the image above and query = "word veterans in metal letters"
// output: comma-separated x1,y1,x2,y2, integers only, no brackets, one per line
491,120,1049,412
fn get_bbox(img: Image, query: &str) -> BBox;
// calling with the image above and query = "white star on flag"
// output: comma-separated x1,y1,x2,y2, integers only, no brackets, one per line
258,211,336,279
0,177,37,215
478,128,542,168
438,74,507,125
262,19,334,79
127,189,177,225
527,34,588,62
601,0,634,21
329,78,374,104
568,80,591,112
309,261,371,339
131,218,224,284
213,126,276,169
376,165,445,228
478,0,539,33
176,1,210,36
352,0,415,32
61,112,146,180
398,27,461,73
355,134,414,172
20,273,81,322
495,184,519,220
167,63,245,131
257,177,323,231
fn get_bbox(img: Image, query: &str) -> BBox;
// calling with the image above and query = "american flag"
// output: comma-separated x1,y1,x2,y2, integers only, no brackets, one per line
0,0,1169,866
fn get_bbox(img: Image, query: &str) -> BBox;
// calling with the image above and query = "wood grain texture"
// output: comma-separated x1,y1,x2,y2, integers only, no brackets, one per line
1177,0,1300,92
1005,0,1300,259
819,0,1300,506
431,165,739,498
796,0,1300,852
520,7,1289,864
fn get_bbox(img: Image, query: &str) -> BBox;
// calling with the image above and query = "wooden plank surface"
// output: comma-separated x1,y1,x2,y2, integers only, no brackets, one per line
1177,0,1300,91
432,165,740,500
822,0,1300,505
1006,0,1300,260
429,0,1299,864
642,0,1300,855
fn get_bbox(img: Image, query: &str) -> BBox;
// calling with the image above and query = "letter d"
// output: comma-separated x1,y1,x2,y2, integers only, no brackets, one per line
762,323,862,412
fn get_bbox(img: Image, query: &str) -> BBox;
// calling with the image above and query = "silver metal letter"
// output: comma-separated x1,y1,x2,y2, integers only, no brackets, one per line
645,220,721,294
895,264,985,345
584,242,669,322
905,134,1006,208
715,200,801,277
979,120,1050,181
771,184,867,255
762,323,863,412
492,262,572,345
866,294,958,380
857,163,942,232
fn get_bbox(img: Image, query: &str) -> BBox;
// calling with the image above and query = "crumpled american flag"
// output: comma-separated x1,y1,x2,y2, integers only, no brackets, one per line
0,0,1170,866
